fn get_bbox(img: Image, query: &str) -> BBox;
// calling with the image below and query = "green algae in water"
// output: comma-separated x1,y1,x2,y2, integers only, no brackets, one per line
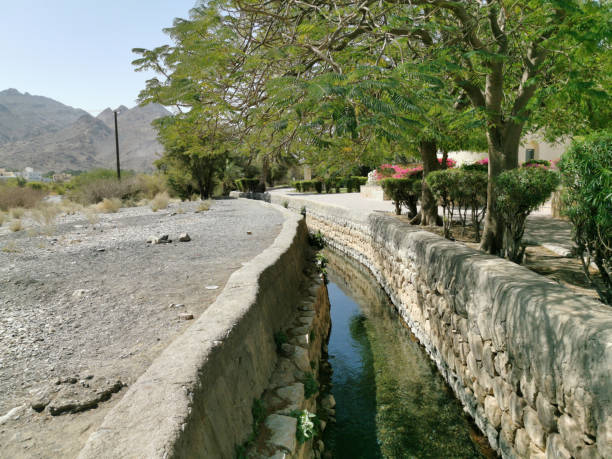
323,248,488,459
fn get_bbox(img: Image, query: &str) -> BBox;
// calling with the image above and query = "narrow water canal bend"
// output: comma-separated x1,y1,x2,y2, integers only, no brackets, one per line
322,248,495,459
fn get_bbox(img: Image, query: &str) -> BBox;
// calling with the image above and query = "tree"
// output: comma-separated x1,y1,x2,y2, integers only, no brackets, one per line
232,0,611,251
559,132,612,305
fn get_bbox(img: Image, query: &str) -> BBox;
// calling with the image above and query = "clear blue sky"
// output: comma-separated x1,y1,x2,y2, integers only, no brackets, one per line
0,0,197,114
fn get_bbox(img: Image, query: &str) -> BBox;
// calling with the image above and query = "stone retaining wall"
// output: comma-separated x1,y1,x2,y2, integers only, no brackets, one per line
78,204,312,459
245,280,332,458
242,193,612,459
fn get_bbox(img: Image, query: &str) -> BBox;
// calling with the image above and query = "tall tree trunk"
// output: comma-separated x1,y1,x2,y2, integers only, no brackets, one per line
419,140,441,226
262,156,271,187
479,124,522,254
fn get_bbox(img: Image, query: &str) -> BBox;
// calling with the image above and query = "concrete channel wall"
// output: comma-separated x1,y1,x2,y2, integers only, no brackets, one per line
244,192,612,459
78,204,311,458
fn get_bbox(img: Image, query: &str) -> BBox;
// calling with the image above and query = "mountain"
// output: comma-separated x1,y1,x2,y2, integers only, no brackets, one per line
0,114,114,172
0,88,88,144
0,89,171,172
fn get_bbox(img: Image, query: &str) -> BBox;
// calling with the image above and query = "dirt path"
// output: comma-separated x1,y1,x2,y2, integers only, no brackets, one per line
0,198,284,458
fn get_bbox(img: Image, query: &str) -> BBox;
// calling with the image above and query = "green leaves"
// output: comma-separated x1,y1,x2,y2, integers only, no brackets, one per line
559,131,612,303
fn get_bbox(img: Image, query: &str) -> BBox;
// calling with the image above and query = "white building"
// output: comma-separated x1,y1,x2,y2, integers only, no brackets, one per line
21,167,43,182
447,134,571,166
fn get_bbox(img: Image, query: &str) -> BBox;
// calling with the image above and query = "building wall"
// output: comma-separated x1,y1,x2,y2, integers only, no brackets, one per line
446,135,571,166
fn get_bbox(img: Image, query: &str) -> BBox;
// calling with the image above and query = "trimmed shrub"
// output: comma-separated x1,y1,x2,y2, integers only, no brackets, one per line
460,160,488,173
495,166,560,263
559,131,612,304
324,176,340,193
235,178,260,193
293,180,316,192
380,178,420,217
523,159,551,168
426,170,459,239
426,169,488,240
345,176,367,193
462,170,488,239
313,179,323,194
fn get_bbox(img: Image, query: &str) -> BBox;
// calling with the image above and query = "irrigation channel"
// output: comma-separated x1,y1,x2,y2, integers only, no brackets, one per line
321,248,496,459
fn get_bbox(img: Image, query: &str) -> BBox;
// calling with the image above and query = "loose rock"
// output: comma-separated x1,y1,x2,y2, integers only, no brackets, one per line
178,233,191,242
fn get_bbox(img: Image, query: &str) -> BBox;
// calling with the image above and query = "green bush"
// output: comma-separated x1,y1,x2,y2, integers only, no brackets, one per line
290,409,317,444
324,176,341,193
302,373,319,399
345,176,367,193
293,180,317,192
559,131,612,304
235,178,260,193
462,170,488,239
425,170,459,239
460,161,488,173
273,330,288,352
308,230,326,249
523,159,551,168
426,169,488,240
314,179,323,194
380,178,420,217
26,181,48,191
495,166,560,263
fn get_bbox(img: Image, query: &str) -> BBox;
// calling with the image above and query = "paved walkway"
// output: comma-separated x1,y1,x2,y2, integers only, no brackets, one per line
269,188,575,255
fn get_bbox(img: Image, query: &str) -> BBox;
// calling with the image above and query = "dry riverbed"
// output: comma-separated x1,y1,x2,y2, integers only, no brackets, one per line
0,198,284,458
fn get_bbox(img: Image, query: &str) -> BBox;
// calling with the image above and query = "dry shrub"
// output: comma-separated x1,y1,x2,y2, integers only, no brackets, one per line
136,174,168,199
1,241,20,253
84,208,100,225
195,200,212,212
150,192,170,212
95,198,122,213
10,207,25,219
32,203,61,227
69,178,137,205
10,219,23,232
0,185,46,211
69,174,169,205
61,200,83,215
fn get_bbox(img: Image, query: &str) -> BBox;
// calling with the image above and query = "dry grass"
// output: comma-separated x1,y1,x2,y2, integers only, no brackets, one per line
61,200,83,215
0,186,46,211
0,210,5,226
95,198,122,213
150,191,170,212
32,203,61,227
1,241,20,253
84,208,100,225
195,200,212,213
10,207,25,219
176,205,185,214
9,219,23,232
69,174,169,205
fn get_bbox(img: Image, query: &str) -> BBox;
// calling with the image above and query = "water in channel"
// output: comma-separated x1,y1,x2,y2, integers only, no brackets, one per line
322,248,493,459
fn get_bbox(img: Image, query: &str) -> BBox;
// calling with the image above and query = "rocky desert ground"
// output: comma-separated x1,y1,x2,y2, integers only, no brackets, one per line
0,198,283,458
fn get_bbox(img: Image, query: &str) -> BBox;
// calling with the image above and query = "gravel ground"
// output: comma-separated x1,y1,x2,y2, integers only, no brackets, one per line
0,198,284,458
